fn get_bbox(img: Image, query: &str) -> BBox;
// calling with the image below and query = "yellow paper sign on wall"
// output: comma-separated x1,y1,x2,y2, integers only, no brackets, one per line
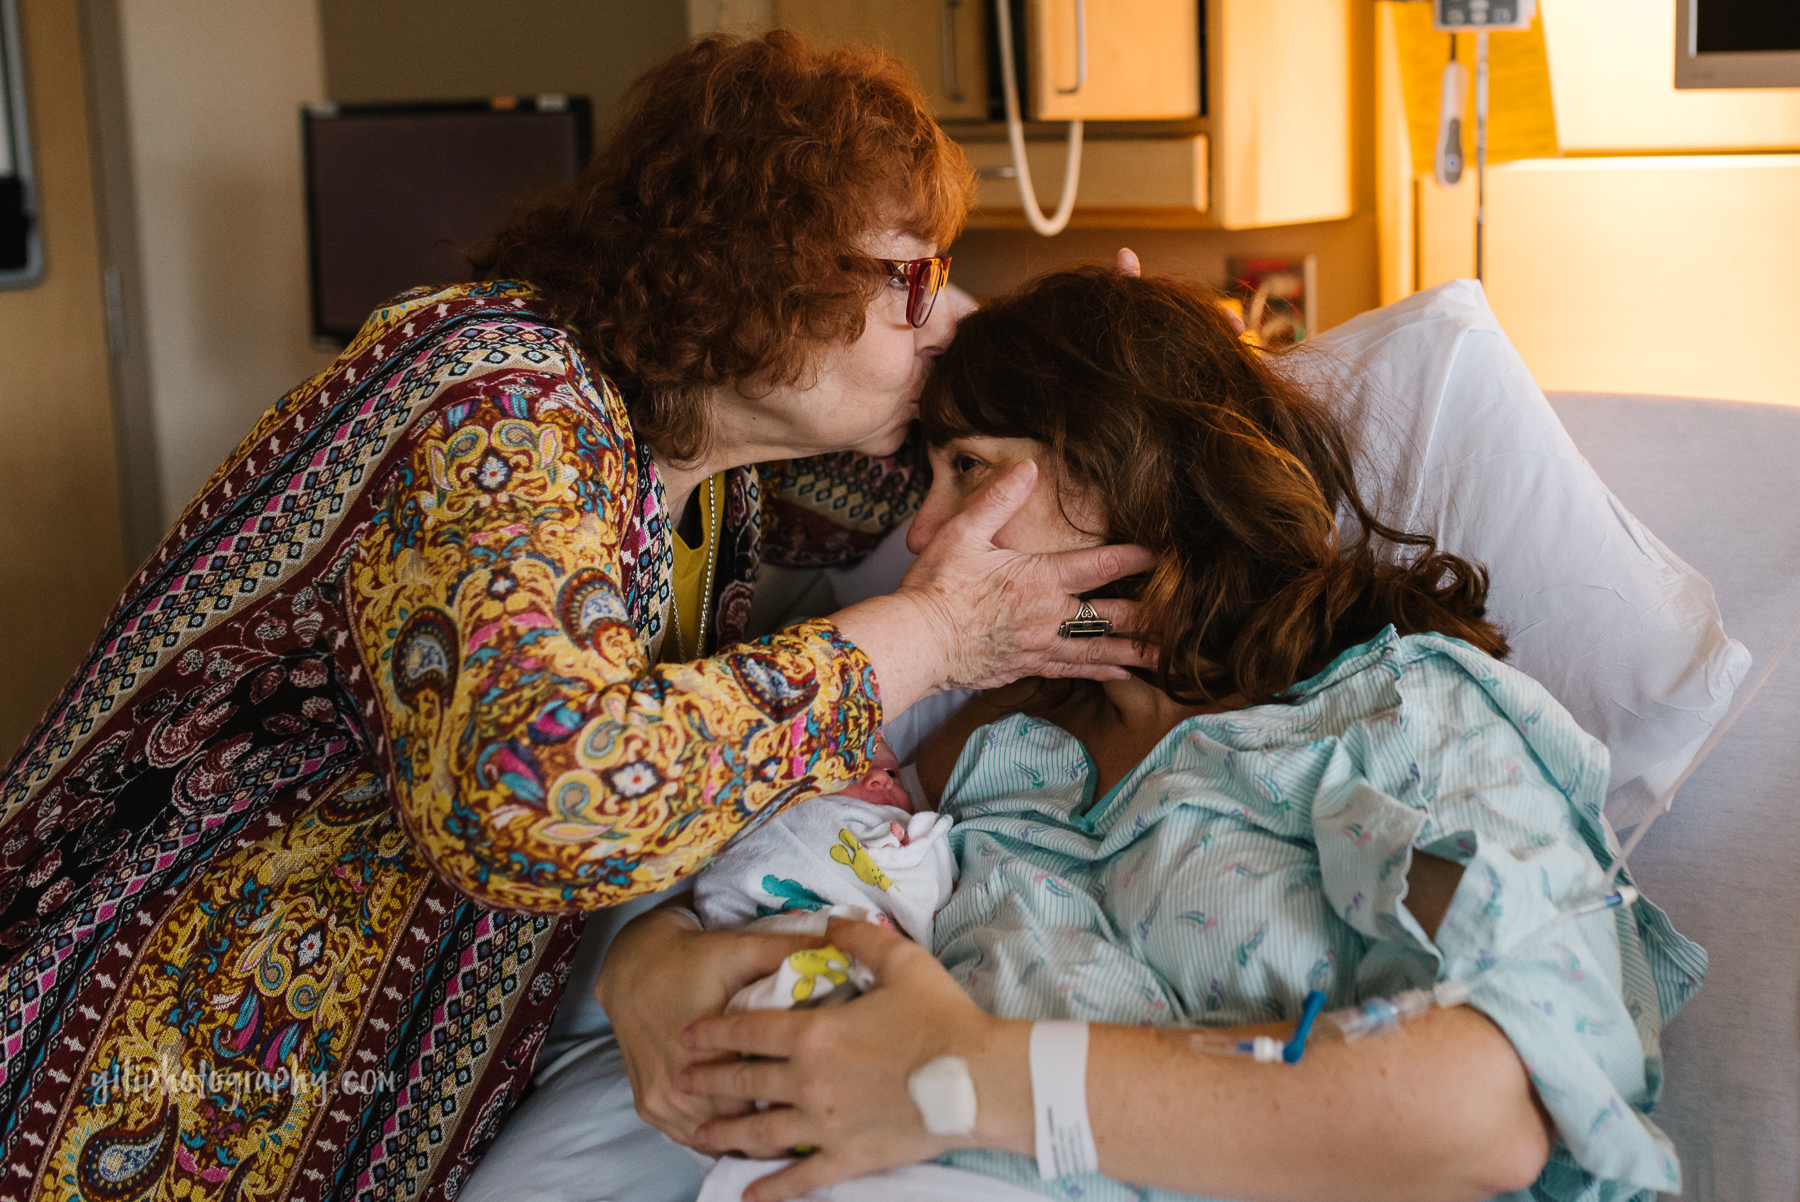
1392,1,1559,173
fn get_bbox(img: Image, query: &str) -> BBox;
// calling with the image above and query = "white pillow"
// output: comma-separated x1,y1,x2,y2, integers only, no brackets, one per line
1289,280,1749,824
842,280,1747,824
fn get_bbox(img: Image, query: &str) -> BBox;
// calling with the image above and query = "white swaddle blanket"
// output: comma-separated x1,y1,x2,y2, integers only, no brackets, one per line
695,790,955,1010
459,752,965,1202
688,778,959,1195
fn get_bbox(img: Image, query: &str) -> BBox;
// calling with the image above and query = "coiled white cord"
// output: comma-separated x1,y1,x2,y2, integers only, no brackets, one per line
992,0,1082,236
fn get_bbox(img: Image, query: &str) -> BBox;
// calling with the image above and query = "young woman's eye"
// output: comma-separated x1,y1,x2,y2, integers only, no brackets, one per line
886,273,911,292
951,454,981,475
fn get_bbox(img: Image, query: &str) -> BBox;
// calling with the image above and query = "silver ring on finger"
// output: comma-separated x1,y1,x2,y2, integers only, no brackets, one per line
1058,598,1114,639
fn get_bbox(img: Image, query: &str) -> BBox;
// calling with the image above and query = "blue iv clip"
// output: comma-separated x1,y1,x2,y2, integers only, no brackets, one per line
1283,990,1329,1064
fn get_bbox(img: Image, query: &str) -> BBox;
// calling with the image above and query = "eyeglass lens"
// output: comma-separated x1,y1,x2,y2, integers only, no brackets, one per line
905,258,950,328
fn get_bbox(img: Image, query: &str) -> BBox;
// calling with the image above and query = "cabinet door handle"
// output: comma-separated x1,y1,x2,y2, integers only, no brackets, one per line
1056,0,1088,94
941,0,964,102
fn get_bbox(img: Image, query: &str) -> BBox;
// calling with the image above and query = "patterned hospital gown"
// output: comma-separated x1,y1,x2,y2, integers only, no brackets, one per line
931,628,1706,1202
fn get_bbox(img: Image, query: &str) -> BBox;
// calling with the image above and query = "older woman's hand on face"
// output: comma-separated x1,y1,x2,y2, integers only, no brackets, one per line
833,459,1156,713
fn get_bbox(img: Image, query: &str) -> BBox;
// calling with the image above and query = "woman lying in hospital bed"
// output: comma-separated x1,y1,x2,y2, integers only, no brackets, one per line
480,268,1703,1202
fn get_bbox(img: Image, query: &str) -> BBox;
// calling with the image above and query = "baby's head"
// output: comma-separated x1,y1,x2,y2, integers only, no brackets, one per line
833,735,914,811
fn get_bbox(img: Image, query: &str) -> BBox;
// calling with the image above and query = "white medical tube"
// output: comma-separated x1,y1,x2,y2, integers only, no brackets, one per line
992,0,1083,236
1328,978,1473,1043
1182,1031,1285,1062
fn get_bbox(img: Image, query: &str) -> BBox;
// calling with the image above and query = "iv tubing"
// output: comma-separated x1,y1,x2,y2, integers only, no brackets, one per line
1187,884,1643,1059
1330,979,1473,1043
1319,886,1638,1049
1183,581,1800,1061
1283,990,1329,1063
1185,1031,1285,1062
993,0,1083,236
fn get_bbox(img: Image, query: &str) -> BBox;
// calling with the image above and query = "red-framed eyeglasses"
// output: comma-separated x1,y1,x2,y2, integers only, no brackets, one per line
879,256,953,328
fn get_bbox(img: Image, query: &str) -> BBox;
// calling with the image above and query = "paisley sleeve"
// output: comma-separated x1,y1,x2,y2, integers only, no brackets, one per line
758,442,927,569
342,330,885,913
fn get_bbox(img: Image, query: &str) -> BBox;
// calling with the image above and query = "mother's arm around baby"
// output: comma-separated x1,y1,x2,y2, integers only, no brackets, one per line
679,918,1553,1202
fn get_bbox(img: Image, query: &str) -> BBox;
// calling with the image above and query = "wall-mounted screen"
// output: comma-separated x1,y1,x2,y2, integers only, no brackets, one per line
1677,0,1800,88
0,0,41,287
303,96,591,346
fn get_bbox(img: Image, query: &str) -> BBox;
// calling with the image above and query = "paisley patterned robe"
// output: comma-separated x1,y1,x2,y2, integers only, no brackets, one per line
0,283,923,1202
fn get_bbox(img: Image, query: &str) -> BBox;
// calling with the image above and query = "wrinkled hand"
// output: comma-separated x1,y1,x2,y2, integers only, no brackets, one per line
596,910,828,1146
897,459,1158,691
680,919,1015,1202
1116,246,1141,276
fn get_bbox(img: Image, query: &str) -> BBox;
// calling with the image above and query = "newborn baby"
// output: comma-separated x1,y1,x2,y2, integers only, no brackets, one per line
693,735,955,1012
453,738,956,1202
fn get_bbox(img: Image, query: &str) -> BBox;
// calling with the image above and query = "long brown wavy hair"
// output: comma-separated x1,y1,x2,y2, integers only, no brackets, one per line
921,268,1508,705
472,31,975,462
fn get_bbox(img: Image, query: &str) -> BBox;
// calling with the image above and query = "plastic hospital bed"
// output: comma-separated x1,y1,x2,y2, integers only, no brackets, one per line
1545,391,1800,1202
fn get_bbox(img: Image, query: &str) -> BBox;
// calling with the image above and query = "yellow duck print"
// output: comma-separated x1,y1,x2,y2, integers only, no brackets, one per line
787,945,853,1002
830,828,893,890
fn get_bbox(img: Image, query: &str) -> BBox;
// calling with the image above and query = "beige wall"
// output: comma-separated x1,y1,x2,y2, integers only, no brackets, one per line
319,0,689,132
1484,156,1800,406
118,0,336,527
1545,0,1800,153
0,0,126,757
948,2,1380,333
1387,0,1800,405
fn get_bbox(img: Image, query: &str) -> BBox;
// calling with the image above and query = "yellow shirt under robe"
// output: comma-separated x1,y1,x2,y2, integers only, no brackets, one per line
666,472,725,662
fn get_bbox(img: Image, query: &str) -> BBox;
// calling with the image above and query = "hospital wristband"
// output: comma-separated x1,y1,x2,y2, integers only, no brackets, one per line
1029,1020,1099,1180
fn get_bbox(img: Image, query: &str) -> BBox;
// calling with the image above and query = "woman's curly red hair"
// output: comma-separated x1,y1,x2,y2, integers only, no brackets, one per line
472,31,975,462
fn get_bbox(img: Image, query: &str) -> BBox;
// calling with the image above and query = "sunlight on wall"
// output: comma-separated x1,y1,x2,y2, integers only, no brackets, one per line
0,0,125,755
1485,156,1800,406
1380,0,1800,406
1543,0,1800,153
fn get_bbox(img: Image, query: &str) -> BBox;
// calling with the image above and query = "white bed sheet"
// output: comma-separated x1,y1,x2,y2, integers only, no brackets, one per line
1548,393,1800,1202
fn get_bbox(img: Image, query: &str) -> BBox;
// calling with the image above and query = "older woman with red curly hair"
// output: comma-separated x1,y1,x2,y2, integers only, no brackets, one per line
0,33,1150,1201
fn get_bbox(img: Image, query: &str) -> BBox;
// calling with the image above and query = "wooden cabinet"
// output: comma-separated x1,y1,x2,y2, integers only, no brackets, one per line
1027,0,1200,121
1206,0,1352,228
773,0,989,120
771,0,1200,123
746,0,1351,230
